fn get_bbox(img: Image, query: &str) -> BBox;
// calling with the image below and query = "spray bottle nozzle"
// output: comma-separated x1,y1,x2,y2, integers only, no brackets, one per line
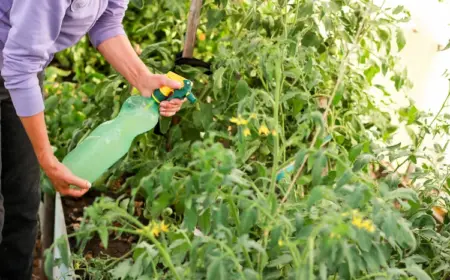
152,72,197,104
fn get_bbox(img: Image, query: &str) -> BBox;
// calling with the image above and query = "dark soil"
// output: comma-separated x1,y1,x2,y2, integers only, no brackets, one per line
61,189,134,260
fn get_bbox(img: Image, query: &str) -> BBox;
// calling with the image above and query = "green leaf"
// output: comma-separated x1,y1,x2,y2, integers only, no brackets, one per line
207,258,227,280
349,143,363,162
44,250,54,279
294,149,308,170
98,226,109,249
439,40,450,52
111,259,133,279
243,268,259,280
385,188,419,203
392,5,404,14
336,170,353,188
385,173,400,189
214,67,226,89
198,209,212,234
184,205,198,231
364,64,380,85
312,150,327,186
406,265,432,280
311,111,325,134
239,207,258,235
281,90,308,103
352,154,375,172
160,166,174,189
56,238,70,267
129,254,145,278
159,117,172,134
206,9,226,29
267,254,293,267
307,186,325,208
236,80,249,99
130,0,144,9
44,95,59,111
396,28,406,51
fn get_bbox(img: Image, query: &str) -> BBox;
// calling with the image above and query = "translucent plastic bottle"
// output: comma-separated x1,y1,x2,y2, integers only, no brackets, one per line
62,72,196,184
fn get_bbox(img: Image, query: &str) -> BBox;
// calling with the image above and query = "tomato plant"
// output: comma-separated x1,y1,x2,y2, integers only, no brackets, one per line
43,1,450,279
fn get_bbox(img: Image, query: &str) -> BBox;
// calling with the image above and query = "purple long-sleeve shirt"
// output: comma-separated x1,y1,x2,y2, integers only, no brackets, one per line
0,0,129,117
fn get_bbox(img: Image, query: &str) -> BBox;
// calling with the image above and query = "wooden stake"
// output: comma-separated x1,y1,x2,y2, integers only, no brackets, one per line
182,0,203,58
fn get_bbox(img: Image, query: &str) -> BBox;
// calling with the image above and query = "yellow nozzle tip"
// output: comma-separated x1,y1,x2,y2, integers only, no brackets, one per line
159,72,187,97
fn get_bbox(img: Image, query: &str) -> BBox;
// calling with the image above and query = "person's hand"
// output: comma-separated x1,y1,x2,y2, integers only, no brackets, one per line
40,154,90,197
137,73,186,117
160,98,186,117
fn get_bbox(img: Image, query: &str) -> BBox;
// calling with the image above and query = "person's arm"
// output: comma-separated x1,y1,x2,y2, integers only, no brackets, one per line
88,0,185,117
3,0,90,196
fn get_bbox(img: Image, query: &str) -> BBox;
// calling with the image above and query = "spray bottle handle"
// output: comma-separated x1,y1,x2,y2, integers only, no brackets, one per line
152,72,197,104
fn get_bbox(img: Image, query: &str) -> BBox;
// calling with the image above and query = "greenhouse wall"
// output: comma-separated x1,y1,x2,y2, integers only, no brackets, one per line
372,0,450,166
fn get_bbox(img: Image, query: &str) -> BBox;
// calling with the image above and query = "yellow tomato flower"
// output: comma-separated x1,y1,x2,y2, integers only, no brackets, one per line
271,130,277,136
352,216,364,228
330,232,341,239
259,125,270,136
160,221,169,233
243,128,251,137
362,220,375,233
250,113,257,119
150,222,161,237
230,115,248,126
230,117,240,124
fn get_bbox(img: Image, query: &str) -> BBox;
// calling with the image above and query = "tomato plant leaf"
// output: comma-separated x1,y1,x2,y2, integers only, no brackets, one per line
207,258,227,280
98,226,109,249
184,206,198,231
312,150,327,186
352,154,375,172
406,265,432,280
396,28,406,51
111,259,133,279
56,238,70,267
44,250,54,279
385,188,419,203
267,254,293,267
239,207,258,235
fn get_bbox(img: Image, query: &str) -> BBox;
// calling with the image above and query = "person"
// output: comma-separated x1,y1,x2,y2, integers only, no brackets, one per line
0,0,185,278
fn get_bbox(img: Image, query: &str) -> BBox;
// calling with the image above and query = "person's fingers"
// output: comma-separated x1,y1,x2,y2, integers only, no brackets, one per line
160,101,170,108
168,99,183,105
66,188,89,198
161,108,178,114
66,173,91,190
160,111,176,117
160,75,182,89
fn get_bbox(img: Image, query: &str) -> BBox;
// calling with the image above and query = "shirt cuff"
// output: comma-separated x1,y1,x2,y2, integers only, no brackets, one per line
90,26,126,48
9,86,45,117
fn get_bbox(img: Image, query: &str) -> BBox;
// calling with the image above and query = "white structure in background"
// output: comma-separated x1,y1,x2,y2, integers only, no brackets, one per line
371,0,450,167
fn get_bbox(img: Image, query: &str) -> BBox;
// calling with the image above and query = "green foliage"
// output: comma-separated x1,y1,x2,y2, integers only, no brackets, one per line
43,0,450,279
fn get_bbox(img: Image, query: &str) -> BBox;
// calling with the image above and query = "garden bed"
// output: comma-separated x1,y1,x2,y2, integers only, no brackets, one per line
62,190,135,260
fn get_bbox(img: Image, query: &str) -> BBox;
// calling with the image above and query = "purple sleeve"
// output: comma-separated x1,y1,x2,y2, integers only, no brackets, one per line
88,0,129,48
1,0,70,117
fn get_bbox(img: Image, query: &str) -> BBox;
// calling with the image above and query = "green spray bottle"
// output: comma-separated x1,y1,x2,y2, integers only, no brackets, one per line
62,72,196,184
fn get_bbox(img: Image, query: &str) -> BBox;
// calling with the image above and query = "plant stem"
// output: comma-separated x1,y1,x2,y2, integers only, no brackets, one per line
355,272,388,280
395,90,450,173
145,232,181,280
269,50,284,198
279,3,371,206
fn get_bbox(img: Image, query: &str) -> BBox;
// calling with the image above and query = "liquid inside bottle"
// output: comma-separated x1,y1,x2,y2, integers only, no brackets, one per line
62,96,160,183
